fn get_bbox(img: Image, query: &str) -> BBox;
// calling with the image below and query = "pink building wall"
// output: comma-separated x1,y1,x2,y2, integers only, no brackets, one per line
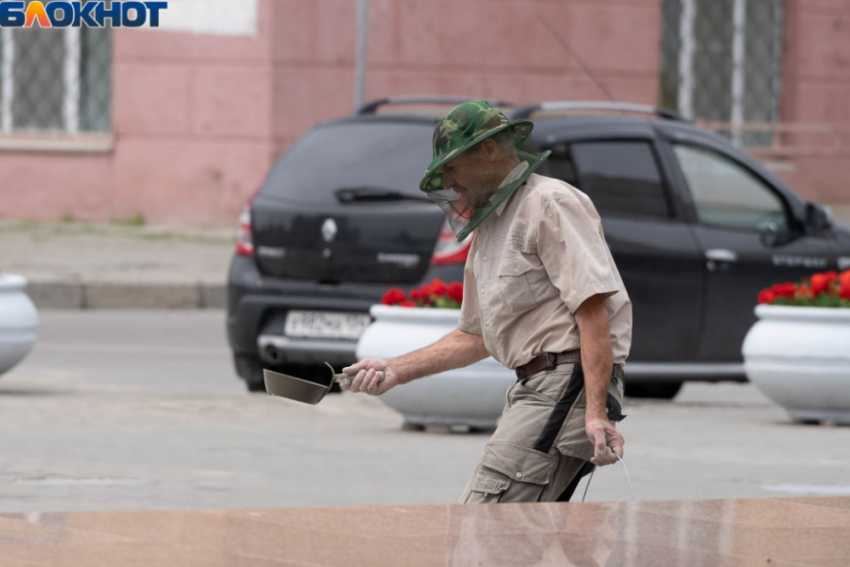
778,0,850,218
0,0,846,226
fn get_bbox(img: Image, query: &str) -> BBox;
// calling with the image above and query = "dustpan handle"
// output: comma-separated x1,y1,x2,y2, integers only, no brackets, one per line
325,362,384,386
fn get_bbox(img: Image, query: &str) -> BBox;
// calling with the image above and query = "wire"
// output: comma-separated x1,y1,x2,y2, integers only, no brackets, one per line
616,454,636,502
580,454,636,503
581,466,596,503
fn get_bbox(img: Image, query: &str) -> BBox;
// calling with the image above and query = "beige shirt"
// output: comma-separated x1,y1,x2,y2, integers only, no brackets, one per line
457,173,632,369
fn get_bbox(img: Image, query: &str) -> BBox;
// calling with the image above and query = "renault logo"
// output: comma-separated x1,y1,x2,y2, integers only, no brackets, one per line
322,218,338,243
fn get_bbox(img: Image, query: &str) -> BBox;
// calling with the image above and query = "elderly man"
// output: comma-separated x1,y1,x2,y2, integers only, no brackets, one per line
343,100,632,503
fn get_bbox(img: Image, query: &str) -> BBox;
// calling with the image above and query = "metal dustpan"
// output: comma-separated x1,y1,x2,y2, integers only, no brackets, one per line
263,362,383,405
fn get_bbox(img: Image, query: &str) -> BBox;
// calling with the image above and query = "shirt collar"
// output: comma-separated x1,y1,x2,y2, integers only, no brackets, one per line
494,162,530,217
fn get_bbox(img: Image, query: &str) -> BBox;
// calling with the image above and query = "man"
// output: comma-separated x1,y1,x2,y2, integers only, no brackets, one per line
342,101,632,503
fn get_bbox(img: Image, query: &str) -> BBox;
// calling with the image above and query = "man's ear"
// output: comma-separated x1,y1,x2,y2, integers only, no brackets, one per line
482,138,500,162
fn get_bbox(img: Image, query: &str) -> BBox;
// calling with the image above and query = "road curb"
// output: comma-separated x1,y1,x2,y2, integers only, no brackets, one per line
26,282,227,310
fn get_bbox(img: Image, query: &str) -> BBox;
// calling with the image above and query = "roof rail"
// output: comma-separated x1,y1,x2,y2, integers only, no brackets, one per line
509,102,685,122
354,96,515,116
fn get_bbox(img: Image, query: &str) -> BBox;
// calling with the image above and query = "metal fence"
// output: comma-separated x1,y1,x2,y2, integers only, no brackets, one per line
661,0,784,148
0,17,111,135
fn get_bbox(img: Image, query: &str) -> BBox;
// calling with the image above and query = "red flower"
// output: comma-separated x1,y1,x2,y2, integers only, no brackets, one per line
840,278,850,301
398,301,417,308
426,279,448,297
381,287,406,305
770,283,797,298
447,282,463,302
796,284,813,300
841,270,850,288
810,272,838,296
758,289,776,305
410,289,424,301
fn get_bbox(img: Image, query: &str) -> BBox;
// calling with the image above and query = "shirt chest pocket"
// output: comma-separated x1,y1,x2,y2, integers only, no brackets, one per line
496,252,558,314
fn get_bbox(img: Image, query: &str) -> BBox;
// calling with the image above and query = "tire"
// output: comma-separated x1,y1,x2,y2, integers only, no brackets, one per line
233,353,266,393
625,380,683,400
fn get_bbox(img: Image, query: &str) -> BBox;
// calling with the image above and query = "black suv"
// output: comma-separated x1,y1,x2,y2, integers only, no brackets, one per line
227,97,850,399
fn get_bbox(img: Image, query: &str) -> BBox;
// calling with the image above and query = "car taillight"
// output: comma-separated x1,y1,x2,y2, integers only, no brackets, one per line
235,194,256,257
430,218,473,266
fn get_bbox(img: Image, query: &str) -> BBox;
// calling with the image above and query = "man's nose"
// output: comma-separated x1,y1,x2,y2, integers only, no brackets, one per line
442,169,455,190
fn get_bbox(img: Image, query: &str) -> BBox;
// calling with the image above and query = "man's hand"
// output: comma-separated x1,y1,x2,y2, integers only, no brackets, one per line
341,358,400,396
585,416,624,466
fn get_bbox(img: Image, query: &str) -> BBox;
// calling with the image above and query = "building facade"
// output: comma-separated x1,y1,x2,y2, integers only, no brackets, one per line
0,0,847,225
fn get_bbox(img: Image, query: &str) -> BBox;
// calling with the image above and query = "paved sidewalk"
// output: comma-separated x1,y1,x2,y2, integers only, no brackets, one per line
0,221,235,309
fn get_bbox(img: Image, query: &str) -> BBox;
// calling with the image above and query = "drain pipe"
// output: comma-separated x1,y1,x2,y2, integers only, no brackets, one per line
354,0,370,110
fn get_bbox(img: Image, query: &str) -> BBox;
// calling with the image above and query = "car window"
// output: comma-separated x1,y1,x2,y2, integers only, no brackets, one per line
541,143,578,186
673,144,788,232
262,121,434,201
557,141,671,218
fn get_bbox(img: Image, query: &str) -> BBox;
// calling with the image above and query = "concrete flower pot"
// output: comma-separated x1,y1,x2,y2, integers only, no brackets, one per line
356,305,514,429
0,275,39,376
742,304,850,424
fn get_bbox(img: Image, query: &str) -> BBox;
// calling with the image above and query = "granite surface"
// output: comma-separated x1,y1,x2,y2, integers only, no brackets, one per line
1,497,848,566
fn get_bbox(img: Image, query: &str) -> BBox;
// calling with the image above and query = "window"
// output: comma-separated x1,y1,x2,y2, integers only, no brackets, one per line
661,0,783,146
674,144,787,231
0,10,112,135
263,122,434,202
552,141,671,219
541,143,578,186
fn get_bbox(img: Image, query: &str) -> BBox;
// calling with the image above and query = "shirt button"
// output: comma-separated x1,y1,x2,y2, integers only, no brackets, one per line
515,472,523,479
513,268,518,274
483,256,487,261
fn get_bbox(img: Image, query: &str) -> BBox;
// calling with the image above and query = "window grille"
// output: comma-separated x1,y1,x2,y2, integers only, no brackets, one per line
0,4,112,135
661,0,783,148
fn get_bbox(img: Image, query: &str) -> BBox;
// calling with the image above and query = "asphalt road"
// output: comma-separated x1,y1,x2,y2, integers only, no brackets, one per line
1,310,849,513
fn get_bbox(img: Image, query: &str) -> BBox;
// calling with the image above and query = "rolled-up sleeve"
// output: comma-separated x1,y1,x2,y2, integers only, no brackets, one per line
536,194,619,313
457,237,483,335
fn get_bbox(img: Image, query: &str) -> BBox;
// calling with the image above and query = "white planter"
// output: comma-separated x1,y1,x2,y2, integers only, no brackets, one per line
0,275,39,376
356,305,514,429
742,304,850,424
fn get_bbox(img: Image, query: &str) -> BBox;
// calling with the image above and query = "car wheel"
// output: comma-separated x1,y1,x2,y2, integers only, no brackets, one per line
233,353,266,393
625,380,683,400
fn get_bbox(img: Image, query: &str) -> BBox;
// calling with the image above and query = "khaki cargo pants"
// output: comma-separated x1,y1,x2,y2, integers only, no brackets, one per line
459,362,625,504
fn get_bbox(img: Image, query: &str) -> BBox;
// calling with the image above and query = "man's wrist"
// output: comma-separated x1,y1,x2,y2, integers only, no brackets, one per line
387,359,405,384
585,408,609,423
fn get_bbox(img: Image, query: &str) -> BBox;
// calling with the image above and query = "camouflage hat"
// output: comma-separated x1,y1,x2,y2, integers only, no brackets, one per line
419,100,533,193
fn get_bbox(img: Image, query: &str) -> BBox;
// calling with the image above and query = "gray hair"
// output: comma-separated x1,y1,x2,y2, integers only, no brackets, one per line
467,129,516,156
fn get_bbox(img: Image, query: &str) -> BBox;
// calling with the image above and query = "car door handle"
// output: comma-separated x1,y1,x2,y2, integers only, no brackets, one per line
706,249,737,272
706,249,738,262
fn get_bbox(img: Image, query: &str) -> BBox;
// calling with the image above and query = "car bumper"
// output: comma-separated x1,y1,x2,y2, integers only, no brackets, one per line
226,254,463,367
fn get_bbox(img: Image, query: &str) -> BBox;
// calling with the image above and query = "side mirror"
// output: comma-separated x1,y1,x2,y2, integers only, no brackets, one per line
759,223,796,248
805,202,833,233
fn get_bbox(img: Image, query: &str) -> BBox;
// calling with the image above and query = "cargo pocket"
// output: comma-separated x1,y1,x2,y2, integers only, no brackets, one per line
470,442,557,503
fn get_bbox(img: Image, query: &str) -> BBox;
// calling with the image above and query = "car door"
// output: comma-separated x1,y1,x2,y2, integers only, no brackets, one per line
665,140,839,362
538,138,703,363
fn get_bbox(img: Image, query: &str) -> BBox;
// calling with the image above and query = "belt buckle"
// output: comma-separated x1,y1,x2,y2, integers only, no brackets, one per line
544,352,558,372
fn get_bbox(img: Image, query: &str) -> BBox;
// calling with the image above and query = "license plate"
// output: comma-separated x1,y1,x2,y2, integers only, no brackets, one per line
284,310,372,340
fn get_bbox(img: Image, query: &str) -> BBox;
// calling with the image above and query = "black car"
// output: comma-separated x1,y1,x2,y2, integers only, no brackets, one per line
227,97,850,399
